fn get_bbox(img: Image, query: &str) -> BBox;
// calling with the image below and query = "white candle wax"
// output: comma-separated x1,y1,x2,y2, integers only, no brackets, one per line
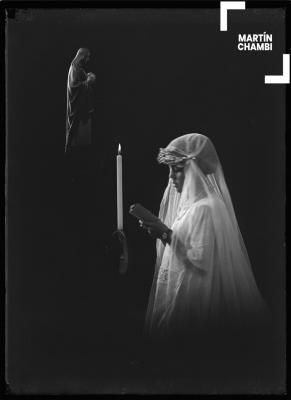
117,144,123,230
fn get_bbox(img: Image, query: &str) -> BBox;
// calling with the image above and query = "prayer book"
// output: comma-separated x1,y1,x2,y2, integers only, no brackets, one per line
129,203,160,224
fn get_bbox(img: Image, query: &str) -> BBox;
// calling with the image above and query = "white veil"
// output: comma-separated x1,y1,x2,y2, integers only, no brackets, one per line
145,133,269,337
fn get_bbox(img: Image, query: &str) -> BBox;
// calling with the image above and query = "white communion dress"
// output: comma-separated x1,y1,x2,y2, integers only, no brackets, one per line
144,134,269,339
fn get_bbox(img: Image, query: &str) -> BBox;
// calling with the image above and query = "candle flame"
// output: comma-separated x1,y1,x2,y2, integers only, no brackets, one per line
118,143,121,154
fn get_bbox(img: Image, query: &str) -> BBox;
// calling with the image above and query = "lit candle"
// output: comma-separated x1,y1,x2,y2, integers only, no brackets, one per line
116,144,123,230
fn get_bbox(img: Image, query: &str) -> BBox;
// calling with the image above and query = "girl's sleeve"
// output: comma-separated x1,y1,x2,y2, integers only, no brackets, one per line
184,204,215,273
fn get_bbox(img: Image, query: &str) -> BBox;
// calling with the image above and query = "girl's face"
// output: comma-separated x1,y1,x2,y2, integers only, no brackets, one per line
169,163,185,193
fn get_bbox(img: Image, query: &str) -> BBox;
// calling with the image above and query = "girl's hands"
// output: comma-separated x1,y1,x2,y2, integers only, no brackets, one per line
139,219,170,241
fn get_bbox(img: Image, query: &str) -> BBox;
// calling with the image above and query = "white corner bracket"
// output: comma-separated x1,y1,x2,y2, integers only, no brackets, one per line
265,54,290,84
220,1,246,31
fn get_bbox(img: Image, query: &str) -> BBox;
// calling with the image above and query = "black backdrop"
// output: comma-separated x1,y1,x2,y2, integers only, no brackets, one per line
7,7,285,393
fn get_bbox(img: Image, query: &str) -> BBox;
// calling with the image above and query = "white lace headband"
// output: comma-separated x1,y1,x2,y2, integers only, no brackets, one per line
157,148,196,165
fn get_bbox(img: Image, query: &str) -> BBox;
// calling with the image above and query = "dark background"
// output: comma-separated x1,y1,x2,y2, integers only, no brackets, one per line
7,7,285,394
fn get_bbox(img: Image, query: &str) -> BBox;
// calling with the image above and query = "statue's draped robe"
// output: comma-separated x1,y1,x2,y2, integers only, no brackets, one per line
65,59,93,152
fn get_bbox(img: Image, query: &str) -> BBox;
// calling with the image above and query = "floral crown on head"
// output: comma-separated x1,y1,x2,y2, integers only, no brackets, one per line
157,148,196,165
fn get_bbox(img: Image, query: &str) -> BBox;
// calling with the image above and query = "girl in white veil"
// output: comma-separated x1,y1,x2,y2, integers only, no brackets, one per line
141,133,269,342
